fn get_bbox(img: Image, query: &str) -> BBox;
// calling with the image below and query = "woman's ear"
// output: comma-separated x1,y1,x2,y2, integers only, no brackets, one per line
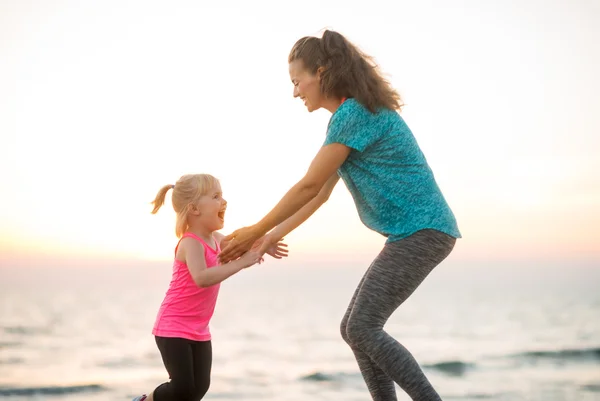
316,66,325,80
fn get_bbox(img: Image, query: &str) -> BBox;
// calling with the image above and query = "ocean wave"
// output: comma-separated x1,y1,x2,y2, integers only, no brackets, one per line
444,392,516,400
299,361,477,383
297,348,600,383
300,372,334,382
0,357,24,365
3,326,50,336
299,372,361,382
0,384,105,397
423,360,475,376
581,383,600,392
97,357,145,368
511,347,600,363
0,341,21,349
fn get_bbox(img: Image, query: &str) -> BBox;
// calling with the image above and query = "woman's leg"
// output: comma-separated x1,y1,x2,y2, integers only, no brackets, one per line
343,229,456,401
341,261,397,400
152,336,199,401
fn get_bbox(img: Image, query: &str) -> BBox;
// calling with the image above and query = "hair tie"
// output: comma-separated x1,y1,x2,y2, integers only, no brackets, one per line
171,185,175,189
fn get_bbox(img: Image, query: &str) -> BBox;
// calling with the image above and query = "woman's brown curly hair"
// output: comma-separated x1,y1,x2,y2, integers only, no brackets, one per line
288,30,404,113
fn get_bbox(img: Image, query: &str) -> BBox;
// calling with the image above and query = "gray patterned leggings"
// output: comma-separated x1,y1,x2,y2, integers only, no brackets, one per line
341,229,456,401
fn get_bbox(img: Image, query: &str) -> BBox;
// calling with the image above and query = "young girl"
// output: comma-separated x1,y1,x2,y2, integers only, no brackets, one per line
132,173,288,401
219,30,461,401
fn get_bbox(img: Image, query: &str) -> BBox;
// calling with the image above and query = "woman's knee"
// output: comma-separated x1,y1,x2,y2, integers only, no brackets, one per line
343,315,367,349
345,315,379,350
340,318,351,345
345,316,360,345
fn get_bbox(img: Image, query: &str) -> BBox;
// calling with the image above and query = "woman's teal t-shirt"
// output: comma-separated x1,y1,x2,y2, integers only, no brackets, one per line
324,98,461,242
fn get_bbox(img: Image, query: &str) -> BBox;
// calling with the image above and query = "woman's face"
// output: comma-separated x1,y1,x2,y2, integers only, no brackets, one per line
289,60,324,113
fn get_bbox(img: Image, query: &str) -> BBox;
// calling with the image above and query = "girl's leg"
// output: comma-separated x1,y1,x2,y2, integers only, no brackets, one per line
343,229,456,401
191,340,212,400
152,336,199,401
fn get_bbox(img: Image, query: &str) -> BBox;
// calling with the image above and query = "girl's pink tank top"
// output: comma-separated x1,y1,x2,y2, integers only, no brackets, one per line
152,232,221,342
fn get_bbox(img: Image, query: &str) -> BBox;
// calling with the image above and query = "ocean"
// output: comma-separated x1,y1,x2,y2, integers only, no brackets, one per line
1,256,599,401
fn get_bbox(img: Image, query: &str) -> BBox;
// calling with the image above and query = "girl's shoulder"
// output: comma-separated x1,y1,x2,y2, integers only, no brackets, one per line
213,231,225,245
175,235,204,262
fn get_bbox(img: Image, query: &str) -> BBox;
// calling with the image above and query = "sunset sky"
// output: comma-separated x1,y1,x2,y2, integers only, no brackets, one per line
1,0,598,267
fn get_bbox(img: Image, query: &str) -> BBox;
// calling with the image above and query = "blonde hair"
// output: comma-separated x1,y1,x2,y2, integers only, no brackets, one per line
151,174,221,238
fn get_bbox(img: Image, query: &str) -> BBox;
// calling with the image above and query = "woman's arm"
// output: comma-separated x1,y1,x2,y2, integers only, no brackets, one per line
219,143,350,262
253,173,339,255
254,143,350,234
268,173,340,241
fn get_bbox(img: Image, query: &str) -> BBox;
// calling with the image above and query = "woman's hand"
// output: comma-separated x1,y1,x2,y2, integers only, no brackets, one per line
219,225,264,264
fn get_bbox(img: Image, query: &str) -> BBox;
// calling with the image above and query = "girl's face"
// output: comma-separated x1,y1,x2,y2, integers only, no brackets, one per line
192,184,227,232
289,60,324,113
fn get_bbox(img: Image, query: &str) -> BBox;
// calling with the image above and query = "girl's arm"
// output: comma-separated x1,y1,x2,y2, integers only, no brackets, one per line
180,237,260,288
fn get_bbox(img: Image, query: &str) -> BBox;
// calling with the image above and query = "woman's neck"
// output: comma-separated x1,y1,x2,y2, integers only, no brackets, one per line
323,96,346,114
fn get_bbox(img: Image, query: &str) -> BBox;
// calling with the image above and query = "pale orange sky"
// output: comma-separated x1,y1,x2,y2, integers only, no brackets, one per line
0,0,598,266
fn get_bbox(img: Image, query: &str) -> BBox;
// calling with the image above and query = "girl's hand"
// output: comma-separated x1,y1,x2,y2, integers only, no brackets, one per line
250,233,284,256
239,250,262,269
266,241,288,259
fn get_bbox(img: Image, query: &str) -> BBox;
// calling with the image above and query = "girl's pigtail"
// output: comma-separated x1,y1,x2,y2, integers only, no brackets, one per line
151,184,174,214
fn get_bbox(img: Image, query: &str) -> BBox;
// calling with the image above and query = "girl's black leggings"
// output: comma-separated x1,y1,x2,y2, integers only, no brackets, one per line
152,336,212,401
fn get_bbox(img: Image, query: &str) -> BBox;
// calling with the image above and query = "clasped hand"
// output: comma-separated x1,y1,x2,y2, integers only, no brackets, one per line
219,225,287,264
